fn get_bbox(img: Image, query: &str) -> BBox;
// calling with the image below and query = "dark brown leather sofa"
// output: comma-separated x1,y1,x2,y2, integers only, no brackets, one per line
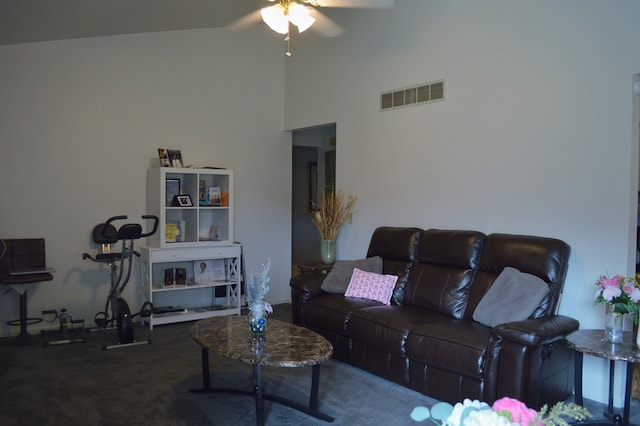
290,227,579,409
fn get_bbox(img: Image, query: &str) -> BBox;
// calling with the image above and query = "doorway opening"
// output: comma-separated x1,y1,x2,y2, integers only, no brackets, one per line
291,124,336,273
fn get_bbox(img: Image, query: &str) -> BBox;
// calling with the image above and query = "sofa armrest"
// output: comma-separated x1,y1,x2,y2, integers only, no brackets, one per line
290,273,326,299
290,273,327,326
492,315,580,346
486,315,579,408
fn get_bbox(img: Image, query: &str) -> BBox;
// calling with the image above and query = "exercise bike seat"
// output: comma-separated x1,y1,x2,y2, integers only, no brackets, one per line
83,216,157,263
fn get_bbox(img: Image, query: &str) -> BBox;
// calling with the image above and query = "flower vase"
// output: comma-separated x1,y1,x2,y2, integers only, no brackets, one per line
248,302,268,335
605,304,624,343
320,239,336,264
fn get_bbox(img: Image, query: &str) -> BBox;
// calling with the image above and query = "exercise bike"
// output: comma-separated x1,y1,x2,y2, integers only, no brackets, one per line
83,214,158,350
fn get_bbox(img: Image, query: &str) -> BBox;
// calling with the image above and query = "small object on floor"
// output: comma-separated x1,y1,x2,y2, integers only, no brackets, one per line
41,323,87,347
45,338,86,346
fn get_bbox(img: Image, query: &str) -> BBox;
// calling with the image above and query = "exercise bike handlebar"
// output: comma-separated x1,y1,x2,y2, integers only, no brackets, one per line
102,215,159,240
140,215,159,238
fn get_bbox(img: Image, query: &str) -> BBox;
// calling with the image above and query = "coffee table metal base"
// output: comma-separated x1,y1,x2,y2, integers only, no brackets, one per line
191,347,334,425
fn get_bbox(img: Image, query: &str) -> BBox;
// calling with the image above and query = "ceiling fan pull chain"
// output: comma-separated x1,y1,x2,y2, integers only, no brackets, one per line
285,31,292,57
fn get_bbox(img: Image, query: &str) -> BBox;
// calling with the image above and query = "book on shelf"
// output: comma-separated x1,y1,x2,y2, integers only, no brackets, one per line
207,187,221,206
165,223,178,243
166,220,186,242
199,179,206,205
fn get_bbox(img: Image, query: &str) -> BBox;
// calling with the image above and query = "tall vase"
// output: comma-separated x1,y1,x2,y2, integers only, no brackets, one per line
605,304,624,343
320,239,336,264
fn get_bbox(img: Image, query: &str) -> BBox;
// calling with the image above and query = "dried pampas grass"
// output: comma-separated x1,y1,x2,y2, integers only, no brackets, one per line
310,190,357,240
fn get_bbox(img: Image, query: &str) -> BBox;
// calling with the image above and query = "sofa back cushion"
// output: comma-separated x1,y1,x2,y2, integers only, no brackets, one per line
402,229,486,318
464,233,571,320
366,227,423,305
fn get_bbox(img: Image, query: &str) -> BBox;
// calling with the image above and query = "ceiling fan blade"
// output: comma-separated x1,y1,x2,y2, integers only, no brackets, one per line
309,9,344,37
311,0,395,8
226,9,263,31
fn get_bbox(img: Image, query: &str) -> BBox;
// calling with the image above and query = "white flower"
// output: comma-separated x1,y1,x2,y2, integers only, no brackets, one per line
444,399,490,426
463,409,516,426
247,258,271,305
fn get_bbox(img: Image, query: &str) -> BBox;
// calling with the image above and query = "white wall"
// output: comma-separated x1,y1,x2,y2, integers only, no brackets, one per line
0,26,292,336
285,0,640,405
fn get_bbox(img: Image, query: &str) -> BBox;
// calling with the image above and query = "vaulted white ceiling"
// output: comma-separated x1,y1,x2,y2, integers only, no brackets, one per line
0,0,260,45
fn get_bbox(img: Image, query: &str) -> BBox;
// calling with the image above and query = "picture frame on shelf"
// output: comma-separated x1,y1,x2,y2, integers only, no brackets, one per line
166,178,180,207
193,259,226,284
163,268,174,286
158,148,171,167
167,149,184,168
175,268,187,285
176,195,193,207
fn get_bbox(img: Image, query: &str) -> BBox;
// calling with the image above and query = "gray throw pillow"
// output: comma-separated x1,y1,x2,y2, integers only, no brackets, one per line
473,266,550,328
320,256,383,294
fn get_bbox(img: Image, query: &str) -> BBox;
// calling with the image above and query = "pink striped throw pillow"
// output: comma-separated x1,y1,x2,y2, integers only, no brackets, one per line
344,267,398,305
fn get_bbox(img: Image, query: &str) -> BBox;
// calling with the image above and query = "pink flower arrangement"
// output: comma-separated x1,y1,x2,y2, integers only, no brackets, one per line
410,397,591,425
594,274,640,323
492,397,539,425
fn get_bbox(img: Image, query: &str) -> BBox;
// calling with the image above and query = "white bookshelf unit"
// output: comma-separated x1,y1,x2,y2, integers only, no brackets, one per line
140,245,242,329
147,167,233,248
142,167,241,328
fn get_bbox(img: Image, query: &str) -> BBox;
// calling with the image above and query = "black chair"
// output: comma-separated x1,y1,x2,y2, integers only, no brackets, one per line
0,239,54,346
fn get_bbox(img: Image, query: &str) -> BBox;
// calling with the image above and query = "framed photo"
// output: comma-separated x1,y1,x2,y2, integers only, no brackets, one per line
193,259,226,284
166,179,180,207
163,268,174,286
158,148,170,167
167,149,183,168
175,268,187,285
176,195,193,207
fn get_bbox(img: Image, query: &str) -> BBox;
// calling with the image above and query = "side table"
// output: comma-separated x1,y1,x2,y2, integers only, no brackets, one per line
565,329,640,426
297,263,333,275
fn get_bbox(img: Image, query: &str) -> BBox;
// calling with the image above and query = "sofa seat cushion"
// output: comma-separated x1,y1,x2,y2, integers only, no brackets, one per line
406,320,493,378
303,293,382,336
348,305,452,357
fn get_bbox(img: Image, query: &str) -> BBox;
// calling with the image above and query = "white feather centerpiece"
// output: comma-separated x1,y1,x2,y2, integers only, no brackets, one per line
247,258,273,335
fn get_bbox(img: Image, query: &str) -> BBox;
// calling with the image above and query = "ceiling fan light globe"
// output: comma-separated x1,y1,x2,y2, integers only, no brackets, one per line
288,3,316,33
261,5,290,34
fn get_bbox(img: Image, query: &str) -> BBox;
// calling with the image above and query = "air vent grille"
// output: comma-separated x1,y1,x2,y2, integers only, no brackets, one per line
381,80,444,111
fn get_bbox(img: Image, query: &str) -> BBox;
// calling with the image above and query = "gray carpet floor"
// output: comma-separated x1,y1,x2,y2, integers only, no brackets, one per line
0,303,635,425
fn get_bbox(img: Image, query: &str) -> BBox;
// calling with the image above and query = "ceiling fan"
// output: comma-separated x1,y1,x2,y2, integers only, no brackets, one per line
229,0,395,56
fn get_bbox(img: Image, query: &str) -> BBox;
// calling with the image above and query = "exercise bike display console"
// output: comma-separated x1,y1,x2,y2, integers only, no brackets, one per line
83,215,158,350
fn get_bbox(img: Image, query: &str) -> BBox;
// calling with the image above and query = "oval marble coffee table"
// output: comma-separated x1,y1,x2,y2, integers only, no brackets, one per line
191,316,334,425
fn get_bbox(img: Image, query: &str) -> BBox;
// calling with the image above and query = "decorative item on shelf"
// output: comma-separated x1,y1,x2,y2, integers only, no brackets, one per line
410,397,591,426
246,258,273,335
594,274,640,343
310,190,357,265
